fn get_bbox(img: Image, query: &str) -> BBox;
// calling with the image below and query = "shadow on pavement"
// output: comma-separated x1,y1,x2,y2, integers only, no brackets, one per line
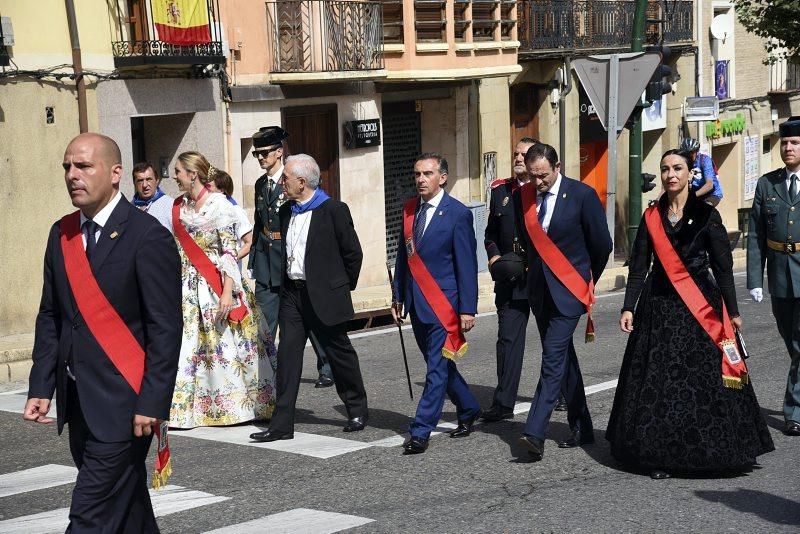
694,488,800,525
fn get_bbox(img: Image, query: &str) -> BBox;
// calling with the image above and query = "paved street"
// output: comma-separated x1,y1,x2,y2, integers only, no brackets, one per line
0,272,798,533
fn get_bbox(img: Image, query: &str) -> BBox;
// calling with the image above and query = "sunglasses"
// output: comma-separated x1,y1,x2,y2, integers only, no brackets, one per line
251,146,280,159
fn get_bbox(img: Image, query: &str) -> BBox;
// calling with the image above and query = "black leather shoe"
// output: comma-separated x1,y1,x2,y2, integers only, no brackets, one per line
650,470,671,480
449,410,481,438
315,374,334,388
343,416,367,433
554,395,568,412
249,429,294,442
402,436,429,454
786,421,800,436
557,429,595,448
519,435,545,461
480,406,514,423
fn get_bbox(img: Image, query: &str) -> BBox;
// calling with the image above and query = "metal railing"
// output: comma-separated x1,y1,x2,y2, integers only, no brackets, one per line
770,59,800,93
518,0,693,54
110,0,225,67
266,0,384,73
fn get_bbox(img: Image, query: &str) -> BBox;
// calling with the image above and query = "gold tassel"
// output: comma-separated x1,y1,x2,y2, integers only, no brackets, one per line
722,376,744,390
442,342,469,361
151,458,173,490
584,331,595,343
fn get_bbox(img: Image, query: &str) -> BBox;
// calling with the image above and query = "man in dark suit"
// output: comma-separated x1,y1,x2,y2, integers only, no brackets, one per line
514,143,612,461
24,133,182,532
250,126,334,388
747,116,800,436
250,154,368,442
392,153,480,454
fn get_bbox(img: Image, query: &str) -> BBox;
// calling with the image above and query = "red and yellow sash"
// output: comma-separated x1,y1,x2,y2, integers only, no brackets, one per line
520,183,596,342
402,198,468,360
644,205,748,389
59,211,172,488
172,198,248,323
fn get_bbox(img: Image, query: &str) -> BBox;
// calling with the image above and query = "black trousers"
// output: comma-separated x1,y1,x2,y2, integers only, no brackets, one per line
67,381,158,533
269,282,368,433
491,296,531,411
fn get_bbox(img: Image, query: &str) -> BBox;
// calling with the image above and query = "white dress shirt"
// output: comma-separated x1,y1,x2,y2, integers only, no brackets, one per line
785,168,800,192
80,191,123,249
286,194,314,280
267,164,284,191
537,173,562,233
418,188,445,235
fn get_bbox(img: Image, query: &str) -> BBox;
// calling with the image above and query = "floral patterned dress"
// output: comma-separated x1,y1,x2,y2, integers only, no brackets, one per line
170,193,276,428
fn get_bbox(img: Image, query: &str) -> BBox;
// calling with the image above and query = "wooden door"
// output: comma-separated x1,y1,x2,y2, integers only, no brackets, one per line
282,105,340,200
510,83,540,147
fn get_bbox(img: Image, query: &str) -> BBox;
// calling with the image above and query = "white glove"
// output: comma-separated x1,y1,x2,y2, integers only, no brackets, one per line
749,288,763,303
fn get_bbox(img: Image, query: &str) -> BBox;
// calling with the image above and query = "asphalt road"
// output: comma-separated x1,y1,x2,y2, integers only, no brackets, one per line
1,273,798,533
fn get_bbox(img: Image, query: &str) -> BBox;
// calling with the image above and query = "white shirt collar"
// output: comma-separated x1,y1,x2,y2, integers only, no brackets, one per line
543,173,563,198
421,188,445,209
297,191,316,206
268,164,284,182
80,191,123,228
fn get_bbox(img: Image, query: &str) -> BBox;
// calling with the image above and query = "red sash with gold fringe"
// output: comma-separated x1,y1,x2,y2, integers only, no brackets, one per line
520,184,596,342
402,198,468,360
59,211,172,488
644,204,748,389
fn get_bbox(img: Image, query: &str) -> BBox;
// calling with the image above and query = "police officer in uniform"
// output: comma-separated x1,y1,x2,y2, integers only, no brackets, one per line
249,126,334,388
482,138,566,422
747,116,800,436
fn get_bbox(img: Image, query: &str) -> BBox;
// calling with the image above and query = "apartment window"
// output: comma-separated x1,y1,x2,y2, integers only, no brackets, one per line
415,0,446,42
381,0,404,44
472,0,499,42
454,0,470,42
499,0,515,41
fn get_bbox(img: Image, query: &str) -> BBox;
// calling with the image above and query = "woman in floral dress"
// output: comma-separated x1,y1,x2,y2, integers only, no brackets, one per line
169,151,276,428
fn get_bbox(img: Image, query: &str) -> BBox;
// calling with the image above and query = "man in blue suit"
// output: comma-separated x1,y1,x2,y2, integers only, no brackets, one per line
392,153,481,454
514,143,612,461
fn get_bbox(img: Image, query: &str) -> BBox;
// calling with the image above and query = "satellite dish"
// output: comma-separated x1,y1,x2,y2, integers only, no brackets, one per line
710,15,732,41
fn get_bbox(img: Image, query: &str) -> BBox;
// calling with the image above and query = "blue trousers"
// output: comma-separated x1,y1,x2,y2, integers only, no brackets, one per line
409,315,480,439
523,295,593,440
772,297,800,423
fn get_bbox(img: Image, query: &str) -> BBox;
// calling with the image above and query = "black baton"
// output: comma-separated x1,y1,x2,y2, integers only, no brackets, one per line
386,262,414,400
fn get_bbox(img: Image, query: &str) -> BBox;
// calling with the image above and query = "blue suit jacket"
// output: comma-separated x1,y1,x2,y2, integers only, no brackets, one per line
394,192,478,325
514,176,612,317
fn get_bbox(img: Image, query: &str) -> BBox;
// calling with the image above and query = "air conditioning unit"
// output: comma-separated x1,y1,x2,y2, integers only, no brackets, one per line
684,96,719,122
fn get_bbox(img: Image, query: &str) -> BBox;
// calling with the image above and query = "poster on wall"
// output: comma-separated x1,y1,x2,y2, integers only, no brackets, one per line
743,134,760,201
642,93,666,131
715,61,730,100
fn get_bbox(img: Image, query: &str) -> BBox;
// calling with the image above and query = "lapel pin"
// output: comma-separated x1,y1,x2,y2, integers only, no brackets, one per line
502,196,509,206
439,210,443,216
688,219,693,225
110,231,119,239
562,193,567,198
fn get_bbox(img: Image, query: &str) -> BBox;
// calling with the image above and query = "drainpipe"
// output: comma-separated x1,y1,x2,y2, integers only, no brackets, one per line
695,0,702,97
559,56,572,171
64,0,88,133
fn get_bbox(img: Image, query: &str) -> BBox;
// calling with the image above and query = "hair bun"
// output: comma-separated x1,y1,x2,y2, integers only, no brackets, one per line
208,165,217,179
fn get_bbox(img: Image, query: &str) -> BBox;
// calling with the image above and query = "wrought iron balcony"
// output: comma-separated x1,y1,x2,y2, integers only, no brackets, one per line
265,0,384,77
110,0,225,68
518,0,693,57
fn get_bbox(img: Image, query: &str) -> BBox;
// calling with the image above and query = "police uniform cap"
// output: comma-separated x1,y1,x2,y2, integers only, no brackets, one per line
489,252,526,283
253,126,289,149
779,116,800,138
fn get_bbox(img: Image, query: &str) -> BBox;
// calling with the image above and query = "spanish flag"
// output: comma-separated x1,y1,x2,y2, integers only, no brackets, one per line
153,0,212,46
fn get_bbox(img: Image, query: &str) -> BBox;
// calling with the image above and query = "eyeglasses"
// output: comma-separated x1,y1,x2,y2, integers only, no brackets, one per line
251,146,280,159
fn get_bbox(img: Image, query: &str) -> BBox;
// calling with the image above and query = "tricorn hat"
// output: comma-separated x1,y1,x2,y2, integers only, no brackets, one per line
252,126,289,149
779,116,800,138
489,252,526,284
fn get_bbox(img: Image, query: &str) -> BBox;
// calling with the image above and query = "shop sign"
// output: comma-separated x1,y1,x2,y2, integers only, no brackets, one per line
344,119,381,149
743,134,760,201
705,113,746,139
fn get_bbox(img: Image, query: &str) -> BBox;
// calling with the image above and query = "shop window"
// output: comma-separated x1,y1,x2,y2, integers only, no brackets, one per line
454,0,470,42
415,0,446,42
381,0,404,44
472,0,499,42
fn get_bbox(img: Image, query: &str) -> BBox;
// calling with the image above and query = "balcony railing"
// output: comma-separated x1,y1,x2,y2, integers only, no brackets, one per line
110,0,225,68
266,0,384,74
518,0,693,55
770,59,800,93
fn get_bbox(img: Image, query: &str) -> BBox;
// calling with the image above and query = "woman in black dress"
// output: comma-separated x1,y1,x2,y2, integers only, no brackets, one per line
606,149,774,479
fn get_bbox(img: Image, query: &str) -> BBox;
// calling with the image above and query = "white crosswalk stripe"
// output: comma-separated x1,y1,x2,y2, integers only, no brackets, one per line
203,508,375,534
0,464,77,498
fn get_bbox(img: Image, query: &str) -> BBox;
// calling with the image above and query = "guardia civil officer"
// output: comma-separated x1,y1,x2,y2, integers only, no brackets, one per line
747,115,800,436
249,126,334,388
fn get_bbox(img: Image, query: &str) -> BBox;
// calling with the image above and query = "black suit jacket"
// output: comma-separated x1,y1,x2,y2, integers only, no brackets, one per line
484,178,527,301
28,197,182,443
279,197,363,326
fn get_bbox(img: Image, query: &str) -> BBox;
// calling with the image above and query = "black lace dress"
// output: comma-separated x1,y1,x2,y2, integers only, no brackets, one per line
605,194,774,473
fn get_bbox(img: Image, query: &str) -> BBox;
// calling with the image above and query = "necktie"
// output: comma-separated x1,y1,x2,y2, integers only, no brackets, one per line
537,192,550,224
791,174,798,201
413,202,429,245
267,178,275,195
83,220,98,259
